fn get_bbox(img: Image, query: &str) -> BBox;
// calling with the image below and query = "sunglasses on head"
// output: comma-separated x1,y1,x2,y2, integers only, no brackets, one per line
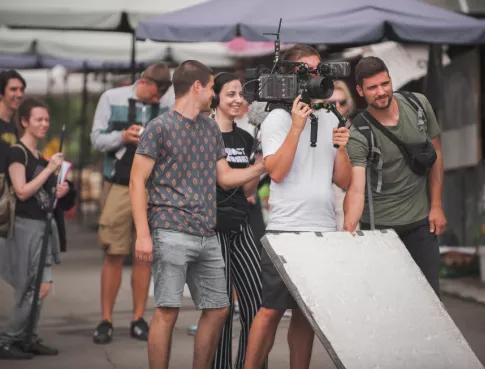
329,99,347,107
144,76,172,95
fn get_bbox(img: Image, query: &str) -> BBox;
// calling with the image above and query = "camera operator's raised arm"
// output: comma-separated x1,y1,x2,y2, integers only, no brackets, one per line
332,127,352,189
264,96,313,183
343,166,366,234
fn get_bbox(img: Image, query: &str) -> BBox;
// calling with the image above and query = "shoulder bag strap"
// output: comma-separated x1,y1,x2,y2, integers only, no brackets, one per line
10,143,28,167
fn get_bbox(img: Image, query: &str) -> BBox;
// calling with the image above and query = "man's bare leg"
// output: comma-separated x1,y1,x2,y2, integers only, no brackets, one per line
101,254,125,322
148,307,179,369
244,308,285,369
193,306,229,369
288,308,314,369
132,257,152,321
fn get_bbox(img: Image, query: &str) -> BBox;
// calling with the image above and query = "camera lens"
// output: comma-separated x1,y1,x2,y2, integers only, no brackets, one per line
305,77,334,100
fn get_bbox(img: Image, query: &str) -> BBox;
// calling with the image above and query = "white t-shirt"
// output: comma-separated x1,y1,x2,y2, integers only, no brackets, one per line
261,108,338,232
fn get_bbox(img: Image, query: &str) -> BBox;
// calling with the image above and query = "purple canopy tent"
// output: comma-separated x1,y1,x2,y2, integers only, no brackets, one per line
137,0,485,44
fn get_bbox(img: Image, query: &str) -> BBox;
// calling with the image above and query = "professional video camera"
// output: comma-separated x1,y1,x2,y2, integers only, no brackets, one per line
244,60,350,106
243,19,351,147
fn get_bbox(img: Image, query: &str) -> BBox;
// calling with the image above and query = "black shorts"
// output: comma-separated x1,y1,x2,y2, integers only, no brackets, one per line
261,248,298,310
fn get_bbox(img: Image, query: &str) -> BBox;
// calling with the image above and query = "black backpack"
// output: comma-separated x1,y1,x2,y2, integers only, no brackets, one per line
0,171,15,238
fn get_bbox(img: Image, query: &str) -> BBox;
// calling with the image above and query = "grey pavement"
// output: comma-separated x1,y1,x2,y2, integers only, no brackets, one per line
1,222,485,369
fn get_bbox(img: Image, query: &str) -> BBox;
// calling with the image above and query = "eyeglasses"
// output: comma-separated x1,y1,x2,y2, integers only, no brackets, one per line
328,99,347,107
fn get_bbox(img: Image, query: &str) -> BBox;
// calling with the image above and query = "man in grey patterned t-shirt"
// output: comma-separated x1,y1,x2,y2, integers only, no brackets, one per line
137,109,226,236
130,60,265,369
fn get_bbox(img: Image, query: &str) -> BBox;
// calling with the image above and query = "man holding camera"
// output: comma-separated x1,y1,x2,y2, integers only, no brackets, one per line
90,63,174,344
343,56,446,297
244,44,352,369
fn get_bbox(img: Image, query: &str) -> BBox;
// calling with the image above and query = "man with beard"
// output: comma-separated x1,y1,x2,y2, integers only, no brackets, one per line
0,70,26,162
343,56,446,297
130,60,266,369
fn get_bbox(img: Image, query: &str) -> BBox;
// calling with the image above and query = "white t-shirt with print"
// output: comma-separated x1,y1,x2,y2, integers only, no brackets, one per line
261,108,338,232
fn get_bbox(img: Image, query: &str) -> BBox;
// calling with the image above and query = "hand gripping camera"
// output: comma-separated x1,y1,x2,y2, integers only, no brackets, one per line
243,19,351,147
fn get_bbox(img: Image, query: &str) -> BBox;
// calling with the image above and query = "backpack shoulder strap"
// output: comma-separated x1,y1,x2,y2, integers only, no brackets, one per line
395,91,428,130
352,113,377,162
396,90,425,112
10,143,28,167
150,103,159,121
352,113,383,194
128,98,137,125
362,111,405,149
351,114,380,229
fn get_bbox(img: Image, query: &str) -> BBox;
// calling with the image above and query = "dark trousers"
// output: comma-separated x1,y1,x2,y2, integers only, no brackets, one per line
361,218,441,298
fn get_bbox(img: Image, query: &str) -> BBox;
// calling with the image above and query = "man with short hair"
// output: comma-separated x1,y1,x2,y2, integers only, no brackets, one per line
244,44,352,369
90,63,174,344
344,56,446,296
0,70,26,166
130,60,266,369
0,70,26,239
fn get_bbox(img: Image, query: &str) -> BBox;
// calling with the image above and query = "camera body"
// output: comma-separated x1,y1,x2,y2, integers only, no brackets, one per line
244,61,351,105
242,18,350,148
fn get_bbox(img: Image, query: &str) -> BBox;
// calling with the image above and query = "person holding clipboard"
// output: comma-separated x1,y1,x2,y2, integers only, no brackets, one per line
0,98,75,360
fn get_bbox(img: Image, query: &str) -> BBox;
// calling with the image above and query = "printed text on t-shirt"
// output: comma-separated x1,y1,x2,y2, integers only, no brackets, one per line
225,147,248,164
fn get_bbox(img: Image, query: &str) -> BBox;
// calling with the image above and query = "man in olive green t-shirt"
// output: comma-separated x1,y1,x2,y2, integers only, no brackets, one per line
343,56,446,296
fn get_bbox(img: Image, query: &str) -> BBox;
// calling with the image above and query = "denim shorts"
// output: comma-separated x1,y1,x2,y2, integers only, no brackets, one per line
151,228,229,310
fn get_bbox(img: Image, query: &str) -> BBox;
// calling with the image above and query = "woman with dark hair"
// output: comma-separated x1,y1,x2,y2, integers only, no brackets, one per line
0,98,74,360
212,72,267,369
188,72,267,369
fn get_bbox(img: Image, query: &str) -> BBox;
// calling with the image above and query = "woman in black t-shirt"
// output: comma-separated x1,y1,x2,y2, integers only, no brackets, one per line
208,73,267,369
0,98,68,360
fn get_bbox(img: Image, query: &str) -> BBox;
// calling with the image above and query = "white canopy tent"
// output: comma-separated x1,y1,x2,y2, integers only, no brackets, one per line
0,0,229,79
0,0,297,69
0,0,210,30
0,27,240,68
0,26,284,69
17,66,107,96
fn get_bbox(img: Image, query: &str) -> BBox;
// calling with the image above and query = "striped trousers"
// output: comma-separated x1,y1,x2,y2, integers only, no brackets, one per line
212,222,268,369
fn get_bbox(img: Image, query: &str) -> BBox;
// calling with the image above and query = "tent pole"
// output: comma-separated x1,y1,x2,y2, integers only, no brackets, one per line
424,44,444,124
131,31,136,83
76,64,89,223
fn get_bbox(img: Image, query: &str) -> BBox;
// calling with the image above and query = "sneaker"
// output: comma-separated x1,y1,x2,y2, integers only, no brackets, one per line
130,318,149,341
187,324,198,336
15,340,58,356
93,320,113,344
0,343,34,360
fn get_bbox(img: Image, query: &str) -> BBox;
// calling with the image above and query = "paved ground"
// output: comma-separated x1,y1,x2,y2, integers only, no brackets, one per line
1,222,485,368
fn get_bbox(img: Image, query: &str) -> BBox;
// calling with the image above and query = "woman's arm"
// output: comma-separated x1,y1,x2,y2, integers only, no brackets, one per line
242,154,263,197
9,153,63,201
